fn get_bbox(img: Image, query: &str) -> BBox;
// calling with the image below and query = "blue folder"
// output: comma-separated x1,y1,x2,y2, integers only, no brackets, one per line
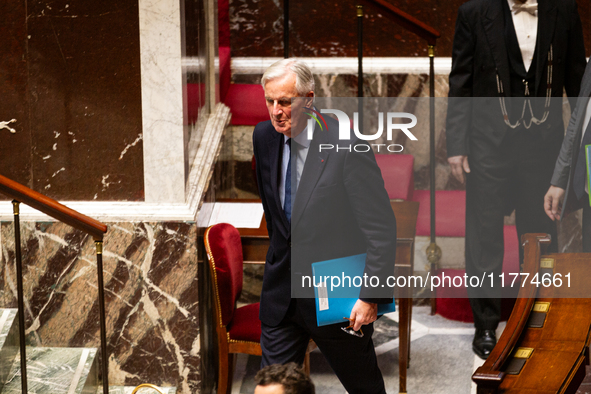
311,253,396,327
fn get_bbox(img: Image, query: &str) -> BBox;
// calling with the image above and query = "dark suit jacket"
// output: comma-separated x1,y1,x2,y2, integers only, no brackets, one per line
446,0,586,158
551,61,591,217
253,117,397,327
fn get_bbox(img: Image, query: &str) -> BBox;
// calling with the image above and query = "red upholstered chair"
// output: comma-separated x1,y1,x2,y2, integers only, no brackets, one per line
204,223,314,394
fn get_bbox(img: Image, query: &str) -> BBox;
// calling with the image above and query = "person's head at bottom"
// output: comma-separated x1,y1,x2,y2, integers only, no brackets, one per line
254,362,315,394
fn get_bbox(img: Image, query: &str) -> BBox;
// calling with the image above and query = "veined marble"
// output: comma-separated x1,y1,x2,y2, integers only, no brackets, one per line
0,221,199,393
139,0,186,203
0,309,18,391
3,347,97,394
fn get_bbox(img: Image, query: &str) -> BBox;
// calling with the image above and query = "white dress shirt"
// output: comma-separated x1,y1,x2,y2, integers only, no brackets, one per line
507,0,538,72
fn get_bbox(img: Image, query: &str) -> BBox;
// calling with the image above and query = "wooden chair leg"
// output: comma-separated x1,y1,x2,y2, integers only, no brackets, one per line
218,347,229,394
303,339,316,376
225,353,235,394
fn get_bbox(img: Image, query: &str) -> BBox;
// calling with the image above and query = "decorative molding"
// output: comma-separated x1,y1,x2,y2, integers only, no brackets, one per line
230,57,453,75
0,104,231,223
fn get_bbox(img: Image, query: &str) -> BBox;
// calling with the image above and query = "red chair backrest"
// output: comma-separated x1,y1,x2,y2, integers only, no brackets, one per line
205,223,244,326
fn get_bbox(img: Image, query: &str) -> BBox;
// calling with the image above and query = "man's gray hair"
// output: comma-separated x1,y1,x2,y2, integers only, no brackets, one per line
261,58,315,96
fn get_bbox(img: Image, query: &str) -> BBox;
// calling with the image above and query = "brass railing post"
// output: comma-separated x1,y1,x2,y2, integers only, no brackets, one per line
357,5,364,128
357,5,364,99
95,240,109,394
427,45,442,315
12,200,27,393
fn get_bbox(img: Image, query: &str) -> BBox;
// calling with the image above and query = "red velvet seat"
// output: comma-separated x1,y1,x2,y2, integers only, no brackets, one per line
205,223,261,394
224,84,269,125
227,302,261,343
219,46,231,102
413,190,466,237
375,154,414,201
204,223,314,393
186,83,206,125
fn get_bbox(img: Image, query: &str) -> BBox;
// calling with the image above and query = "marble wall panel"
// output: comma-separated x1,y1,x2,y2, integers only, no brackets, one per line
229,0,591,58
0,0,31,185
0,0,144,201
0,221,199,393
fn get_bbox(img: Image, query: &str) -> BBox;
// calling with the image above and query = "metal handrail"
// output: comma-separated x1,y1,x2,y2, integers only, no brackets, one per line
365,0,440,45
0,175,108,394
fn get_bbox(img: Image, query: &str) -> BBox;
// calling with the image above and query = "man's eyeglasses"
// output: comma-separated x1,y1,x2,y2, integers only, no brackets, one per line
341,317,364,338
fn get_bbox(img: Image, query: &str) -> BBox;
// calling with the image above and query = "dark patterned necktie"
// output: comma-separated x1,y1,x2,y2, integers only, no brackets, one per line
284,138,292,222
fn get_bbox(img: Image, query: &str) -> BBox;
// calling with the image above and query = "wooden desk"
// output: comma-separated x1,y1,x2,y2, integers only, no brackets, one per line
473,234,591,394
237,200,419,394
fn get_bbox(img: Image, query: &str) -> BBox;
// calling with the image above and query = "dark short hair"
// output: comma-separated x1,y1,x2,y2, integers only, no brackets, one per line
254,363,315,394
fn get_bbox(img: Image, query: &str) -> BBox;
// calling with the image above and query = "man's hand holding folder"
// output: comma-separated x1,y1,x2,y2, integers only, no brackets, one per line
350,300,378,331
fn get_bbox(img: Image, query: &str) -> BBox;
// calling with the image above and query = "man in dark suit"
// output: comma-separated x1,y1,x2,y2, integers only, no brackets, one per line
253,58,397,393
544,61,591,251
446,0,585,359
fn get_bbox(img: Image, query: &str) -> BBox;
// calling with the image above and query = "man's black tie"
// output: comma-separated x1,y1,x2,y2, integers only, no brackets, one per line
284,138,292,222
573,115,591,200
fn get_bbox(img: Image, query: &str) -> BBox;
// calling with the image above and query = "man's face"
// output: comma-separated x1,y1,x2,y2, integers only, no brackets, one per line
264,72,313,138
254,383,285,394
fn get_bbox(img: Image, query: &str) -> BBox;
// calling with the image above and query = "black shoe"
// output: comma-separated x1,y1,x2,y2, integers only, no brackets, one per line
472,329,496,360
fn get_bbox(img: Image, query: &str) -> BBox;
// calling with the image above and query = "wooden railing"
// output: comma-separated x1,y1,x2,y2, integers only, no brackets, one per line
0,174,109,394
472,234,549,390
0,175,107,238
472,233,591,393
366,0,440,45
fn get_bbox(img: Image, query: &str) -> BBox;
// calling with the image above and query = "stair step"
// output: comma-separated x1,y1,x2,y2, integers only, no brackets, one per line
0,309,18,391
3,347,98,394
99,386,177,393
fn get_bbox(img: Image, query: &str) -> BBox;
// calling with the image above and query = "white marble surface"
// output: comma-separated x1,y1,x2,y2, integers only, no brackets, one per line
3,347,97,394
0,309,18,390
186,103,230,216
139,0,186,203
231,57,453,75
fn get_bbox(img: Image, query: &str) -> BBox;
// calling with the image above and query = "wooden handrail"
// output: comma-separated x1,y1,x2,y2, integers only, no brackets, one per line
472,233,551,391
0,174,107,240
365,0,441,45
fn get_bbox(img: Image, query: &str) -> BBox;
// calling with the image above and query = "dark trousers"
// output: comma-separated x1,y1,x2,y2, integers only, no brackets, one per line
465,128,560,330
583,201,591,252
260,298,386,394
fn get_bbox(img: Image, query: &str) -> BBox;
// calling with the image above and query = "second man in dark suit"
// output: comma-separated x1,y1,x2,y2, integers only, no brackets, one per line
544,60,591,252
